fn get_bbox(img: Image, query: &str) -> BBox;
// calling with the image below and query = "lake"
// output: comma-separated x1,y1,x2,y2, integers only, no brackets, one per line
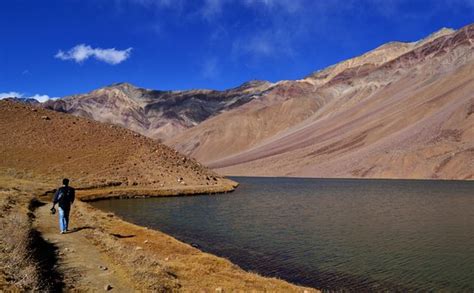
91,177,474,291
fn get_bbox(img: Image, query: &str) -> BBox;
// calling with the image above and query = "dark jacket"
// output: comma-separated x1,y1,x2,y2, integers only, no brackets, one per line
53,186,75,210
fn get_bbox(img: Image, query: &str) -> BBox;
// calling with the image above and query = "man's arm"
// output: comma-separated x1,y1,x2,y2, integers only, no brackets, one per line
52,188,61,208
70,188,75,205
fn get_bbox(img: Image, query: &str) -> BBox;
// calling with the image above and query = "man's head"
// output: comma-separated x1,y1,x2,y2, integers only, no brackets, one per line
62,178,69,186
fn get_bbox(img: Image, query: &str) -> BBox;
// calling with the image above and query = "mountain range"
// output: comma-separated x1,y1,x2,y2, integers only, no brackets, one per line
43,24,474,180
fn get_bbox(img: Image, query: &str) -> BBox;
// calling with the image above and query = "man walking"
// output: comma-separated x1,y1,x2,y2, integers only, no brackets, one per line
52,178,75,234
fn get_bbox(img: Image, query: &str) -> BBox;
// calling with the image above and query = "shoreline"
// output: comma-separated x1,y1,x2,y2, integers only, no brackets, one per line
223,174,474,182
76,180,238,202
37,180,318,291
0,171,316,291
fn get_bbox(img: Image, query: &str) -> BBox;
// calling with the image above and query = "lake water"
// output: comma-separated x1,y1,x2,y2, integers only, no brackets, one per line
91,177,474,291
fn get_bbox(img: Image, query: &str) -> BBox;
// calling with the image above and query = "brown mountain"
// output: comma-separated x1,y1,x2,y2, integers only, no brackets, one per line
44,80,272,140
170,24,474,180
0,99,235,193
44,24,473,180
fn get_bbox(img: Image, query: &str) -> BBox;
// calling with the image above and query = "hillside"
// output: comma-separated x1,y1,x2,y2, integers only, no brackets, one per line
44,80,272,140
170,24,474,179
0,99,235,192
41,23,474,180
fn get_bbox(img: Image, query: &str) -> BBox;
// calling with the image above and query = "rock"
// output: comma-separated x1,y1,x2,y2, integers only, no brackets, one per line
143,240,149,244
104,284,112,291
41,115,50,120
215,287,223,292
135,246,143,250
164,257,169,261
99,265,108,271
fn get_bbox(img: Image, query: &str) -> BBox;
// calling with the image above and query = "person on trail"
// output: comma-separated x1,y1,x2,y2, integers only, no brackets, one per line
52,178,75,234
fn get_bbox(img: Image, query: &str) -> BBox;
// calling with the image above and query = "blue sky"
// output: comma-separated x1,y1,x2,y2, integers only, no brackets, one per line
1,0,473,100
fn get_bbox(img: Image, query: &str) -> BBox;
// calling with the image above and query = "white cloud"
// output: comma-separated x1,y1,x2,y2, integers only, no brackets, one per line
0,92,59,103
232,29,295,60
201,57,219,79
29,94,58,103
0,92,23,99
201,0,227,20
55,44,132,65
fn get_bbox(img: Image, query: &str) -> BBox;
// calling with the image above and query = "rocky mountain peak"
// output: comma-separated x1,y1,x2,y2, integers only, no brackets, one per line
416,27,455,46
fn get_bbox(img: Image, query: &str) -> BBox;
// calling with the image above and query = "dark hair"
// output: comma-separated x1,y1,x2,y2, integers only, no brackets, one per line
62,178,69,186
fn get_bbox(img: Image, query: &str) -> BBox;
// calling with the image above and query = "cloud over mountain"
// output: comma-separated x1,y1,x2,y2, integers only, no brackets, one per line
0,92,57,103
55,44,132,65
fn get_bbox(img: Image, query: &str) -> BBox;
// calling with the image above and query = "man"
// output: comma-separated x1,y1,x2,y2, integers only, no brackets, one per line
52,178,75,234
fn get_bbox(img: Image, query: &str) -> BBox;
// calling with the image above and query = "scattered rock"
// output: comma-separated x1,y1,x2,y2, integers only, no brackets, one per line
98,265,108,271
164,257,169,261
41,115,50,120
135,246,143,250
215,288,223,293
104,284,112,291
143,240,149,244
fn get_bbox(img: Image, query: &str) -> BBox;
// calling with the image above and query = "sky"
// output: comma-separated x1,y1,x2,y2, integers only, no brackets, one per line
1,0,473,101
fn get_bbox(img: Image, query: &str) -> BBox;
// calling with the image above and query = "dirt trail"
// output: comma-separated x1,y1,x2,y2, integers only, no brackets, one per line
34,203,135,291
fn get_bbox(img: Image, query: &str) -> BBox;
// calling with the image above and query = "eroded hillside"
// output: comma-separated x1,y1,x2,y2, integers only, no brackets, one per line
0,100,235,192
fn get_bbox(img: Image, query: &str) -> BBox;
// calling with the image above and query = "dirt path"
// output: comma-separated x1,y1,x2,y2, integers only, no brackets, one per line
34,203,135,291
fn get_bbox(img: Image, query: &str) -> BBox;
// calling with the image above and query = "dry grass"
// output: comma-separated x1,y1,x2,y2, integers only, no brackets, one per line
0,176,60,291
69,201,317,292
0,172,316,291
0,215,41,290
0,193,40,291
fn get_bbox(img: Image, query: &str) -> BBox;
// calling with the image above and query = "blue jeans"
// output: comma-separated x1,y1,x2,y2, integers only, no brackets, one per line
58,207,70,232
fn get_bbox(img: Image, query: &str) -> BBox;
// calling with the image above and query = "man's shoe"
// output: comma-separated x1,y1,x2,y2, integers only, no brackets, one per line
60,231,66,234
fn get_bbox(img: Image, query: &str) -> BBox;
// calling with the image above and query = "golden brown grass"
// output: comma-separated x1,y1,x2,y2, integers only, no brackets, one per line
63,199,317,292
0,177,52,291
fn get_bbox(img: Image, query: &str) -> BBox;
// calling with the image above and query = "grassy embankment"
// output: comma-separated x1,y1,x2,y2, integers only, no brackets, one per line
0,170,317,291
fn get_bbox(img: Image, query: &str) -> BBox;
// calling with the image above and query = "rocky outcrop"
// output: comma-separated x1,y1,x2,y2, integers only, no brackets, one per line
43,81,273,140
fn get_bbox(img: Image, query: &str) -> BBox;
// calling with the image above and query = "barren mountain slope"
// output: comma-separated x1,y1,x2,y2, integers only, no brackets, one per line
172,24,473,179
0,100,234,190
44,80,273,140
